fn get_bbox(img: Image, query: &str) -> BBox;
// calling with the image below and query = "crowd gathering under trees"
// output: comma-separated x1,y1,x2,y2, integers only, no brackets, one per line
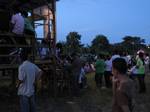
1,1,150,112
47,32,149,112
2,5,150,111
13,29,150,112
17,46,150,112
0,21,149,111
57,31,150,56
54,47,149,112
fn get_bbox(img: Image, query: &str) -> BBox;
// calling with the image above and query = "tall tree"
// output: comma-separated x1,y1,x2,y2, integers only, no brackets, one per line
91,35,110,54
122,36,145,53
66,32,83,54
123,36,145,45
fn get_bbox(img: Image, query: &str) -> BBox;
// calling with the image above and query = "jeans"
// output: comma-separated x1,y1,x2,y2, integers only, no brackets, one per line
20,95,36,112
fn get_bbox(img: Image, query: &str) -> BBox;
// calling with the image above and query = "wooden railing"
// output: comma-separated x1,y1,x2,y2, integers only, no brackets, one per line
0,33,53,69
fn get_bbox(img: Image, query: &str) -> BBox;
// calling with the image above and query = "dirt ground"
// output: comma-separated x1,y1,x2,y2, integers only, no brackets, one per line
0,73,150,112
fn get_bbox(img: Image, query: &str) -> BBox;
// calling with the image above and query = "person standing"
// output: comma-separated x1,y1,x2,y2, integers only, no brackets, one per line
136,52,146,93
11,7,26,45
21,11,35,36
17,49,42,112
112,58,135,112
11,7,24,35
95,54,105,88
120,52,128,64
110,50,120,70
104,55,112,88
110,50,120,63
71,53,82,96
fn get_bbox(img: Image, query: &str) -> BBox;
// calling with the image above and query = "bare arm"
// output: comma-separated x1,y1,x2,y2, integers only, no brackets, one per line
34,70,43,92
17,66,26,88
34,70,43,86
36,70,43,81
16,80,23,88
117,83,132,112
121,105,130,112
112,76,119,95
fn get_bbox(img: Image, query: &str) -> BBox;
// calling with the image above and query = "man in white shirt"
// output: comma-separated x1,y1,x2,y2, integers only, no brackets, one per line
110,51,120,67
120,52,129,64
17,49,42,112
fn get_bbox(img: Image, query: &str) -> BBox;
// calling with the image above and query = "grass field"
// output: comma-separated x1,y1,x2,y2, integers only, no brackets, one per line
0,73,150,112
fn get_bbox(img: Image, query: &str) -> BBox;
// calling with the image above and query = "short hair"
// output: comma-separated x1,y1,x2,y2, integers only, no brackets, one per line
98,53,103,59
13,6,20,14
145,53,149,56
20,48,30,61
21,11,28,17
139,52,144,58
71,52,77,57
112,58,127,74
113,50,119,55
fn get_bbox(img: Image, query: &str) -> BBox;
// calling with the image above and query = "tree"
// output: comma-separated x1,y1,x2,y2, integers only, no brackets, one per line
123,36,145,45
122,36,145,53
81,44,91,54
66,32,83,54
91,35,110,54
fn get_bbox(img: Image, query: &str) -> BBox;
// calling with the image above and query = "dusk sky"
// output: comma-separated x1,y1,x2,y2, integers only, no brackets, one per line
56,0,150,45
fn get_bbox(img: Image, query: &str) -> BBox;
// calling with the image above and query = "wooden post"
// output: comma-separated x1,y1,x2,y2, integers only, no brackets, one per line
51,0,57,97
31,11,35,62
51,0,56,51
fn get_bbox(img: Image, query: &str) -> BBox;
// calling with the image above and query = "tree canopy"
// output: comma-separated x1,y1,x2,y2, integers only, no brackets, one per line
91,35,110,54
57,31,149,56
66,32,82,54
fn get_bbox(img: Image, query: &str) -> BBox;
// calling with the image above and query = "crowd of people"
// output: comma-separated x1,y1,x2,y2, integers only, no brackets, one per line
9,6,150,112
0,7,36,64
59,50,149,91
15,42,150,112
55,50,149,112
10,6,35,45
89,50,149,112
44,49,150,94
44,50,149,96
94,50,149,93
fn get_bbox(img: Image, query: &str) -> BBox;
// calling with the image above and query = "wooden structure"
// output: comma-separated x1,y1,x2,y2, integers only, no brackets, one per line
0,0,56,62
0,0,71,96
